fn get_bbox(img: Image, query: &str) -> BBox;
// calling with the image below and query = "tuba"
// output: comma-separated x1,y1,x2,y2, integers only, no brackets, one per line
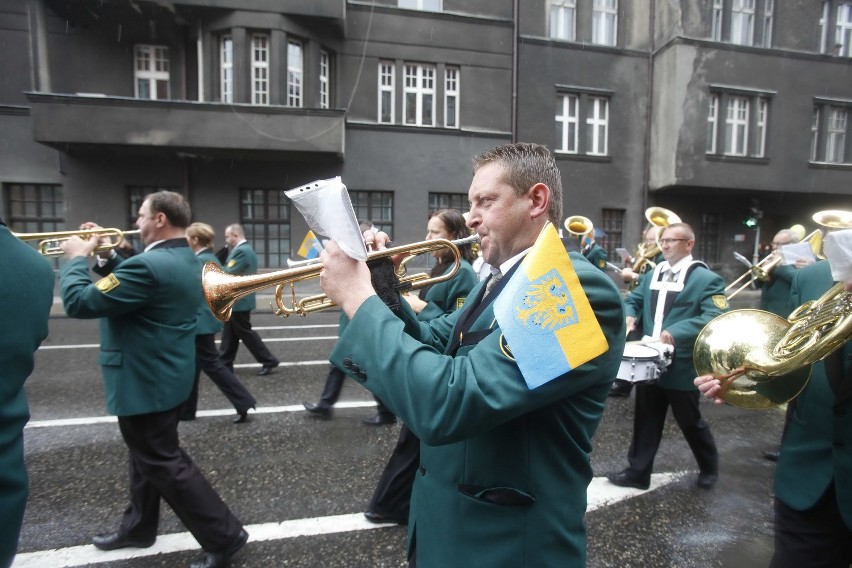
564,215,594,250
694,209,852,409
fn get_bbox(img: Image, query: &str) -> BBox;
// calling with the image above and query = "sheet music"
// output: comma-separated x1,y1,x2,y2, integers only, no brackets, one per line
284,177,368,260
779,241,816,266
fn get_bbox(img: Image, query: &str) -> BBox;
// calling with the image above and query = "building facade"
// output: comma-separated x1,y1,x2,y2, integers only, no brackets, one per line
1,0,850,278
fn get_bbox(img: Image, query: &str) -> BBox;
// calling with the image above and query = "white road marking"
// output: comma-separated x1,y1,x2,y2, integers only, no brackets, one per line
25,401,378,429
13,473,683,567
38,337,338,350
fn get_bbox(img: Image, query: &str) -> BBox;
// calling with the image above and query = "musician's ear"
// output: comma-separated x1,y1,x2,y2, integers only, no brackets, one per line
527,183,549,220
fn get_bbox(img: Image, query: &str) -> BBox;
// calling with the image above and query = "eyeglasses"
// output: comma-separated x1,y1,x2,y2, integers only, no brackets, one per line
659,238,688,245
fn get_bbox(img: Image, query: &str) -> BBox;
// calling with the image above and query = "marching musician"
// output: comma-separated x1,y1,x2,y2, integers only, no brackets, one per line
696,226,852,568
58,192,248,568
581,227,609,272
0,216,53,567
608,222,728,491
316,142,625,566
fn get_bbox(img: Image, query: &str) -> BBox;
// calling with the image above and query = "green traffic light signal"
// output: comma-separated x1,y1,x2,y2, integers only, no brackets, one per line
743,217,759,228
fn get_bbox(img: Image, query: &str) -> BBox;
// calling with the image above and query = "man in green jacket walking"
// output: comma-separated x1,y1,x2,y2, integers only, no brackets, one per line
59,192,247,568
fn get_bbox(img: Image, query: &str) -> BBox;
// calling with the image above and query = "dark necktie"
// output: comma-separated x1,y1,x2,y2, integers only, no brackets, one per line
483,269,503,299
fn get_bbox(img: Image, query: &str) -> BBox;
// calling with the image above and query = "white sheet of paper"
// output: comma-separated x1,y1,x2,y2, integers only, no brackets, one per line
284,177,367,261
779,241,816,265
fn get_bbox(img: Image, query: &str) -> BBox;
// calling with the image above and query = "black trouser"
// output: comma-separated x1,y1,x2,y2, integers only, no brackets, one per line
771,484,852,568
625,383,718,483
182,334,257,419
316,366,395,419
219,310,278,370
116,406,244,552
368,424,419,520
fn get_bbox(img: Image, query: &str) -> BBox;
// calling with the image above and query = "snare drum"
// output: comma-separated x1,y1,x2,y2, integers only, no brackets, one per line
617,343,665,383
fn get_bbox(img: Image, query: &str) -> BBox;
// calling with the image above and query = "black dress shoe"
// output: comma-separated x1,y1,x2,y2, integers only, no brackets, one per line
363,511,407,525
303,402,332,419
256,363,279,376
764,450,780,462
606,471,650,490
188,529,248,568
362,414,397,426
233,411,249,424
92,531,156,551
697,471,718,489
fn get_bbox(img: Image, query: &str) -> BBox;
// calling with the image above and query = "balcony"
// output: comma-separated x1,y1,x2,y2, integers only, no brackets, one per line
26,93,345,160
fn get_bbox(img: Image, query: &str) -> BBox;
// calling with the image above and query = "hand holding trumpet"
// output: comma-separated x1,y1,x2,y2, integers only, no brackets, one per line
59,222,105,259
318,230,390,318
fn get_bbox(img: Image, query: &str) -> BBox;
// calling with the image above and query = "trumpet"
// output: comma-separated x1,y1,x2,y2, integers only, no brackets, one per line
694,282,851,409
203,234,480,321
13,228,141,256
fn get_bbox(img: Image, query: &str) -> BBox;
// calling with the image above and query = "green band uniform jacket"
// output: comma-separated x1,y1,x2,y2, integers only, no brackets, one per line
416,260,477,321
775,260,852,529
59,240,198,416
583,242,609,272
624,262,728,390
0,224,53,565
755,263,797,318
195,248,224,335
224,242,257,312
330,252,625,567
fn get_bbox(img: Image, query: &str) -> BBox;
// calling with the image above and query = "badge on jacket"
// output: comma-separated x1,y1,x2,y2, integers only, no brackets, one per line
95,274,120,293
712,295,728,309
227,259,236,268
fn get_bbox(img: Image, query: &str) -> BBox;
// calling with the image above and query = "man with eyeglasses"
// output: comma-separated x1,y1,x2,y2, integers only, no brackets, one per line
607,222,728,491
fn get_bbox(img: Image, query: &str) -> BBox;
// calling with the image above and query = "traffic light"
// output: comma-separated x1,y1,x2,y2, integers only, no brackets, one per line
742,200,761,229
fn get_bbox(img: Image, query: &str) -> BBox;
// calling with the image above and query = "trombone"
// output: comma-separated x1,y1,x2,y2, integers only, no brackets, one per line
203,234,480,321
13,228,141,256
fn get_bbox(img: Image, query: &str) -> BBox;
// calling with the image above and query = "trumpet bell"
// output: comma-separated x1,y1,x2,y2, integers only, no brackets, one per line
564,215,593,237
813,209,852,229
693,309,811,409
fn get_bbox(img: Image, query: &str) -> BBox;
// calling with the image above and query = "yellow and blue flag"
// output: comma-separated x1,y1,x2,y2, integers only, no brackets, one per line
297,230,321,259
494,222,608,389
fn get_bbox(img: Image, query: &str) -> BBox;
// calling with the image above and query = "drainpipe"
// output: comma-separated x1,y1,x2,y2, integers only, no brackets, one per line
512,0,519,143
641,0,656,219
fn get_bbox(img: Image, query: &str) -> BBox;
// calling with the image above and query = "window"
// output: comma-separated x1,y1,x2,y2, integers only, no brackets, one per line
444,67,460,128
428,192,468,214
820,2,831,54
239,188,291,269
287,40,303,107
838,2,852,56
710,0,724,41
350,190,394,237
706,95,719,154
221,36,233,103
320,49,330,109
556,94,579,153
592,0,618,46
731,0,756,46
762,0,774,47
549,0,576,41
4,183,64,265
134,45,169,100
698,213,721,264
555,91,610,156
252,34,270,105
399,0,442,10
378,61,395,124
599,209,624,255
587,97,609,155
404,64,436,127
706,88,771,159
811,101,850,164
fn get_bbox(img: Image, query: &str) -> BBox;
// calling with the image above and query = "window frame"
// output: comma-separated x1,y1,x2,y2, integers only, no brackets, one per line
837,2,852,56
549,0,577,41
592,0,618,47
350,190,394,237
731,0,756,46
378,61,396,124
319,49,330,109
134,44,170,100
287,39,303,108
251,33,270,106
403,63,436,127
239,188,292,270
706,86,774,160
444,66,460,129
220,36,234,103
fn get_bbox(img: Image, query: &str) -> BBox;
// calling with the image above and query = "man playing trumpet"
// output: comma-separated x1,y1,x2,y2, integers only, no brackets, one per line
316,142,625,566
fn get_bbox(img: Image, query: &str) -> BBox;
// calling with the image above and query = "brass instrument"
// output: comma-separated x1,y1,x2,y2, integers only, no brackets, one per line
564,215,594,249
695,208,852,409
629,207,681,288
725,229,822,300
13,228,141,256
203,234,480,321
694,283,851,409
